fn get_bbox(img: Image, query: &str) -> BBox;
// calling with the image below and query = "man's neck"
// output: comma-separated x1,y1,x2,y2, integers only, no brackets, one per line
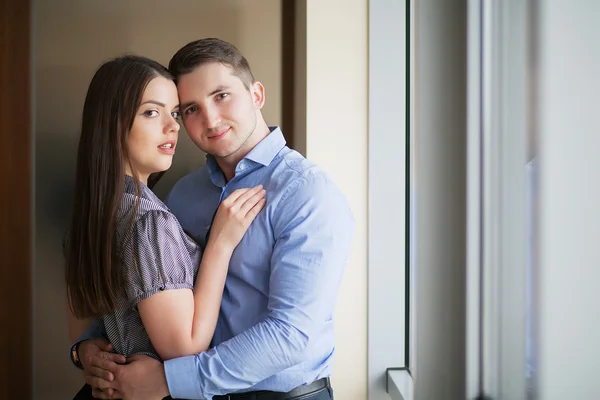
217,123,271,182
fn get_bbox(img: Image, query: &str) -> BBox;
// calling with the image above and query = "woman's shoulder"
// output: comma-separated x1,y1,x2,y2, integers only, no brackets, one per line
119,184,171,223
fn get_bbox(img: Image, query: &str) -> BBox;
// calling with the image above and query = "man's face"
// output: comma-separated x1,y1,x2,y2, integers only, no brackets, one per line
177,62,261,161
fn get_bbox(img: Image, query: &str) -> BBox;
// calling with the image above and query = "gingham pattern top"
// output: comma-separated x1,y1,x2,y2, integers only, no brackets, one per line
100,176,201,360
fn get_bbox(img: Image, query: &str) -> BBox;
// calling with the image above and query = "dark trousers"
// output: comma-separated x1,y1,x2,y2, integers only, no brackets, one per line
73,384,96,400
212,378,334,400
75,381,334,400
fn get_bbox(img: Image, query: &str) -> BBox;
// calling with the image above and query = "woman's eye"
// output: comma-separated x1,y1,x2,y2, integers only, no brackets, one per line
217,93,229,100
144,110,159,117
171,111,181,120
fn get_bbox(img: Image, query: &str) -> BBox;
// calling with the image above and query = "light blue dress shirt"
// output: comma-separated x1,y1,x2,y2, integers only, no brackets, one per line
163,127,354,399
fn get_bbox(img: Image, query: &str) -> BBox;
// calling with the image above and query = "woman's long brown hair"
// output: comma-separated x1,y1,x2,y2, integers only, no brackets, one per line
66,55,173,319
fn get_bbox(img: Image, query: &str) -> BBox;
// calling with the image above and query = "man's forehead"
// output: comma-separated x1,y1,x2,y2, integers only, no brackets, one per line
177,67,238,92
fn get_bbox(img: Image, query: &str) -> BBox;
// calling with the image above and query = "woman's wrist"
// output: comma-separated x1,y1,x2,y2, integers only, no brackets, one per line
203,239,235,259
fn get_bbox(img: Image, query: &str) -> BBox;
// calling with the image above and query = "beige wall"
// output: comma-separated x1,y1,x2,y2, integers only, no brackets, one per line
304,1,368,399
34,1,280,398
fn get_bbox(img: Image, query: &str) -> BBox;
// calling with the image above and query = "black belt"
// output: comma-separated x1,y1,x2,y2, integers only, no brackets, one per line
213,377,330,400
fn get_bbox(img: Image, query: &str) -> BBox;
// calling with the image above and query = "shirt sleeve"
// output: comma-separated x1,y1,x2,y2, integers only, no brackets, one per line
164,174,355,399
123,210,199,306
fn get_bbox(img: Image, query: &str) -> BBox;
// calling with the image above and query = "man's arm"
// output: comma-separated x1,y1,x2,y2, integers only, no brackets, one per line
71,317,126,395
165,175,355,399
69,319,104,368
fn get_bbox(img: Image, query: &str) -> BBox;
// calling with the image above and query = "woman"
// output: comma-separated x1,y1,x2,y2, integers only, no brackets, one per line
64,55,265,399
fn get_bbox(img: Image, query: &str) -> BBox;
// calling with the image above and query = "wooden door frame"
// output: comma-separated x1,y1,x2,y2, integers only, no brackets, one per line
281,0,295,149
0,0,33,398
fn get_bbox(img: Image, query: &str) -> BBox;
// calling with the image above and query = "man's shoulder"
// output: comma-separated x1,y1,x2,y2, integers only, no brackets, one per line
271,148,347,203
269,149,354,235
167,167,210,201
272,148,328,185
172,167,209,191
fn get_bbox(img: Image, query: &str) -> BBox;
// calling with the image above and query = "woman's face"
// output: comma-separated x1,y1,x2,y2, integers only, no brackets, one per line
126,76,180,184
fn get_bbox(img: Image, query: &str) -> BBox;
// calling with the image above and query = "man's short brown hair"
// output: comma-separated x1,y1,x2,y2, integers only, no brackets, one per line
169,38,255,89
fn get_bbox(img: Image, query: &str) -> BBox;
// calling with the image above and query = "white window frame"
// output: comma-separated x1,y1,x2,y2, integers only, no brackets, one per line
466,0,530,398
367,0,413,399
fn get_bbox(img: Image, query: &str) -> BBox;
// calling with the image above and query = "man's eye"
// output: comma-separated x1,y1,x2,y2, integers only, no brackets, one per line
185,106,198,115
217,93,229,100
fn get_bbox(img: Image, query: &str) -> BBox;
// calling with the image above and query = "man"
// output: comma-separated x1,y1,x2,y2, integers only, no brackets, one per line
72,38,354,400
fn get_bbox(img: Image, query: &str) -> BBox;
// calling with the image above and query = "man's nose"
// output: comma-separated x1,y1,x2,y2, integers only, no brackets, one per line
203,106,221,129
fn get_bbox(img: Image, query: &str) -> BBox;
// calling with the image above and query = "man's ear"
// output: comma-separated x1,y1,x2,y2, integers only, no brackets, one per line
250,81,265,109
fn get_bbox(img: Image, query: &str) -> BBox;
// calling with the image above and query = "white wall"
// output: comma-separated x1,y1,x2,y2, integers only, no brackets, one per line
304,1,368,399
536,1,600,398
34,1,281,398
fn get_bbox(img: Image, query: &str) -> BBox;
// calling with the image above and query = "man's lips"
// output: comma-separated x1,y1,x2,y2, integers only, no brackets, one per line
208,127,231,140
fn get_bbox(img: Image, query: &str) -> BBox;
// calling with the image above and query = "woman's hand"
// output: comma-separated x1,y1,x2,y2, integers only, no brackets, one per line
208,185,266,252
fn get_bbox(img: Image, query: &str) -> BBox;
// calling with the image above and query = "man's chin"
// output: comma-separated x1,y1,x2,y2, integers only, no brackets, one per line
211,144,247,160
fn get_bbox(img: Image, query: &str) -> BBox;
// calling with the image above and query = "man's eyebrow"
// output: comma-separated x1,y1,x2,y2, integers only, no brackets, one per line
179,101,198,110
208,85,230,96
140,100,166,107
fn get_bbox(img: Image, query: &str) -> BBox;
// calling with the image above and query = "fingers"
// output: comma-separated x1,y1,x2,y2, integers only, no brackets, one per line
85,373,116,391
209,184,266,249
223,185,263,208
91,354,123,374
86,364,114,382
79,339,104,361
237,188,267,218
84,350,125,377
91,387,121,399
80,339,125,368
245,197,267,221
223,185,266,218
234,185,265,208
104,351,126,365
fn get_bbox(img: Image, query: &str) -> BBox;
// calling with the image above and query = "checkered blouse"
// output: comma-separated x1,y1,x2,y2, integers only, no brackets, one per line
100,176,201,360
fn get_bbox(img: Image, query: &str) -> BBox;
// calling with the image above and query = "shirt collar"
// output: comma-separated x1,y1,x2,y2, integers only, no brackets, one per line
205,126,286,186
244,126,287,166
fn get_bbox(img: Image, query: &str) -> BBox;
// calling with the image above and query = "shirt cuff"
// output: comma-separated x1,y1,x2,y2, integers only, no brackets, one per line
164,355,204,399
69,320,104,369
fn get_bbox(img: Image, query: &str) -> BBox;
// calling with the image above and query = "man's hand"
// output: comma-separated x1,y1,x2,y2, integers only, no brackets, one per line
85,354,169,400
79,338,126,398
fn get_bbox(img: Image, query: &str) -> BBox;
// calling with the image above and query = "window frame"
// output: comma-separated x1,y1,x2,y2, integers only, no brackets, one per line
466,0,530,398
367,0,412,399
